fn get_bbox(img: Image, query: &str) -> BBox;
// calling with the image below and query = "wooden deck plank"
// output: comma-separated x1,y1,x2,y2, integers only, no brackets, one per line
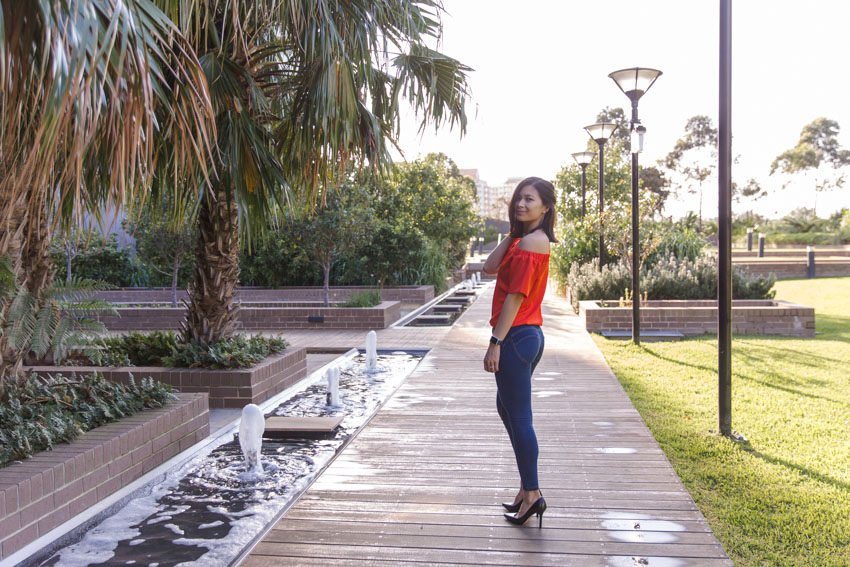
243,288,733,566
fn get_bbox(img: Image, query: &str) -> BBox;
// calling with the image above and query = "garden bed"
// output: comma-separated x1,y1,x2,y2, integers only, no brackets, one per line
0,392,208,561
89,302,401,331
579,299,815,337
29,348,308,409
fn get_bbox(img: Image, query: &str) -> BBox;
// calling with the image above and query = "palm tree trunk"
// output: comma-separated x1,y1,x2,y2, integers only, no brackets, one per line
20,201,54,293
182,190,241,343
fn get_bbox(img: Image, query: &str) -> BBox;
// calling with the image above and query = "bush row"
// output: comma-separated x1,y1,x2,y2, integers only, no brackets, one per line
89,331,289,370
0,373,175,468
566,255,776,310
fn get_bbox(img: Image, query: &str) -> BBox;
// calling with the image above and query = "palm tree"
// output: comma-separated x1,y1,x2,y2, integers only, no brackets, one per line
0,1,214,390
163,0,472,343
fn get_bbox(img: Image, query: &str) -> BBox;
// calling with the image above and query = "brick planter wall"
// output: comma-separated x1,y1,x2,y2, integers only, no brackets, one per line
579,299,815,337
733,260,850,279
30,348,308,410
93,285,433,304
0,393,208,561
89,302,401,331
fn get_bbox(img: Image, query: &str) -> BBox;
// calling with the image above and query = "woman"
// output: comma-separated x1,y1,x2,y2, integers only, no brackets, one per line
482,176,557,528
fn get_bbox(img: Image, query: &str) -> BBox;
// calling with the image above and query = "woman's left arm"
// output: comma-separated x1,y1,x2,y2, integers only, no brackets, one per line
484,292,523,373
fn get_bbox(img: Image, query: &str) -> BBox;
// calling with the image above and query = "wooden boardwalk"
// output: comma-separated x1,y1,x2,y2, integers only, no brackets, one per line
244,288,733,566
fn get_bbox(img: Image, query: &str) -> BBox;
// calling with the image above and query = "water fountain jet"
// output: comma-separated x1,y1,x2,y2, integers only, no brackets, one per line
365,330,378,373
239,404,265,474
326,366,341,406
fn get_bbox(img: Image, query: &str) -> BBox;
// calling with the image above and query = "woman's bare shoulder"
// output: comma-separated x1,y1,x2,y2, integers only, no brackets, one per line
518,230,550,254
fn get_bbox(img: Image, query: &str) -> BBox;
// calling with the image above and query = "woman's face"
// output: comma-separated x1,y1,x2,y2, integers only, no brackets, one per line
514,185,549,224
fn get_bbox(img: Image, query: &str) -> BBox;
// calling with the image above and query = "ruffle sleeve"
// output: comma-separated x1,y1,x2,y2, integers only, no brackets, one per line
501,248,546,297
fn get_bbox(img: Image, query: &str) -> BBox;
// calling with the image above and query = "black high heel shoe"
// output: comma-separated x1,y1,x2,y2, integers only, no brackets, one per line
501,500,521,513
504,496,546,528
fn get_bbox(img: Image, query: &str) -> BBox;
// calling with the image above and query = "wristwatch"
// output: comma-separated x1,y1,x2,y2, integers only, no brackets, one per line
489,336,504,346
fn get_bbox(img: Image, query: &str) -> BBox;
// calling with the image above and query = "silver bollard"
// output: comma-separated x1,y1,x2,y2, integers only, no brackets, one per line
758,233,765,258
746,227,753,252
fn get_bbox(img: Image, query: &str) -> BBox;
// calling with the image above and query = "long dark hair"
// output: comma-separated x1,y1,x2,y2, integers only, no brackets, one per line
508,176,558,242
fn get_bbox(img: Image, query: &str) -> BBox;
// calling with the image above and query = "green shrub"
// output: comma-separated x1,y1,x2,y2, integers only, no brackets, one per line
762,232,850,245
646,226,707,266
566,259,631,309
161,335,288,369
551,219,599,288
90,332,288,369
0,373,175,467
416,239,451,293
338,289,382,307
92,331,180,366
566,255,776,310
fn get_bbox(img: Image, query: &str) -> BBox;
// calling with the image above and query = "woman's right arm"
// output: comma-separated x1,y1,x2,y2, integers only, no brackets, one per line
483,236,516,274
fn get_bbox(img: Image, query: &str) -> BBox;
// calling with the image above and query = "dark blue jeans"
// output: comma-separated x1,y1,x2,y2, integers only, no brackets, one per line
495,324,544,491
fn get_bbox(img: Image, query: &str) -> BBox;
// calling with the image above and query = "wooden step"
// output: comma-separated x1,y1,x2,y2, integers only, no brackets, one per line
264,416,344,438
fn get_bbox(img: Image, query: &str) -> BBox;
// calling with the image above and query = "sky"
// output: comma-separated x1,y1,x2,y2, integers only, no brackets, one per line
392,0,850,220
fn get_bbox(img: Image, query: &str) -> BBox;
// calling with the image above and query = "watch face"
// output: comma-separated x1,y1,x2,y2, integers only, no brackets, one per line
490,336,500,345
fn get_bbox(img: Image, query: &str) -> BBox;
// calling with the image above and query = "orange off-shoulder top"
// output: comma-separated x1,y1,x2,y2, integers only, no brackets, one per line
489,239,550,328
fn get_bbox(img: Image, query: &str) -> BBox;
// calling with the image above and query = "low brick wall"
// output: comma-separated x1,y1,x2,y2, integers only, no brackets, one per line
733,260,850,279
91,302,401,331
31,348,308,410
579,299,815,337
0,393,208,561
93,285,433,304
733,249,850,258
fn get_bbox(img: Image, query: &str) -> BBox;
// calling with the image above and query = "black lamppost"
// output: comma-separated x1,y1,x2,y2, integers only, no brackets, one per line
609,67,662,345
718,0,733,437
584,123,619,272
571,151,596,218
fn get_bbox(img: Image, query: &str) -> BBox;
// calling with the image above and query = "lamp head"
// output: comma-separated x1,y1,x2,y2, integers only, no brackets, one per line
584,123,619,145
608,67,662,102
571,151,596,166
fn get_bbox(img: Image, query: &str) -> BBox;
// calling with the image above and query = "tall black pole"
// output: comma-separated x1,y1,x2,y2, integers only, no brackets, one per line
580,164,588,218
630,100,641,345
718,0,733,437
598,143,605,272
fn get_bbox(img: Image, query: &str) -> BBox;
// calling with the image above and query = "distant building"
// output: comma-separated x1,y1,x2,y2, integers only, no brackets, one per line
460,170,521,221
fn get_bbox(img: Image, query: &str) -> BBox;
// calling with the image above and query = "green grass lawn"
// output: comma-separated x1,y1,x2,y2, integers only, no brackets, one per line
593,276,850,567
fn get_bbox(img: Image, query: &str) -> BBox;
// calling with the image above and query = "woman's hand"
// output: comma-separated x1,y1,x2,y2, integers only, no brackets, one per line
484,344,501,373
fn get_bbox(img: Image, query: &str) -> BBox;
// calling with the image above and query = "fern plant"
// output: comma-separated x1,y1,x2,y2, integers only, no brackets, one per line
5,277,117,365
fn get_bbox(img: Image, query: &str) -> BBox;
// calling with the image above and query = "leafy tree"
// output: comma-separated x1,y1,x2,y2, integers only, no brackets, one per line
383,153,480,266
640,166,672,210
239,235,321,288
125,200,197,307
51,234,147,288
284,189,371,307
49,229,87,284
662,115,718,229
771,118,850,215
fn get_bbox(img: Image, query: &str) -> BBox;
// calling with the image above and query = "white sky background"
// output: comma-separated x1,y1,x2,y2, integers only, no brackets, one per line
392,0,850,220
